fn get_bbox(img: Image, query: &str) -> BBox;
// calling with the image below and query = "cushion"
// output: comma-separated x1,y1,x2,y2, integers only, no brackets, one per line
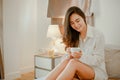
105,44,120,78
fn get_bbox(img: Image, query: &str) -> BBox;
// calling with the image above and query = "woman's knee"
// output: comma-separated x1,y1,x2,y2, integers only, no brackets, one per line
60,58,70,64
68,59,78,66
69,59,76,62
69,59,79,63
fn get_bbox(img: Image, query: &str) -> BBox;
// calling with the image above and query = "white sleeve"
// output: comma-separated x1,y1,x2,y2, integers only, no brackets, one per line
79,33,105,67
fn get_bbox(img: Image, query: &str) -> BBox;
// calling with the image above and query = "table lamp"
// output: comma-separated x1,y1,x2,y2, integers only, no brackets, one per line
47,25,62,57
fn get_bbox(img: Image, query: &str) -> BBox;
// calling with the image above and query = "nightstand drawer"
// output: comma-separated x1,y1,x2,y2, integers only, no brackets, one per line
34,54,63,78
35,68,50,78
35,56,52,70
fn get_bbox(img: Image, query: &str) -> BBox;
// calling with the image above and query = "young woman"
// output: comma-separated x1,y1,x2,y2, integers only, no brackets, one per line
45,6,108,80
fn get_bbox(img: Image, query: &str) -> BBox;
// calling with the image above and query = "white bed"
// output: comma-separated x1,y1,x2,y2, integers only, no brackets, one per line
35,76,46,80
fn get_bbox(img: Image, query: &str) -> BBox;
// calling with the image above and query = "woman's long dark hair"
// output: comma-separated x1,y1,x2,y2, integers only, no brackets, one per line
63,6,86,49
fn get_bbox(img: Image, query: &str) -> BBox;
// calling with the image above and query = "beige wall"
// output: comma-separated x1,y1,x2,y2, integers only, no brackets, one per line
95,0,120,45
3,0,37,79
0,0,3,49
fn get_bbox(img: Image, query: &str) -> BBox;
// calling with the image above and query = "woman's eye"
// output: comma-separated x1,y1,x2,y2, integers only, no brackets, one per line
76,19,80,23
70,22,74,25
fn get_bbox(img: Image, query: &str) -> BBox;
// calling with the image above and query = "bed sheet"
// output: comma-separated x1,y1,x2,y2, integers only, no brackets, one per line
35,76,46,80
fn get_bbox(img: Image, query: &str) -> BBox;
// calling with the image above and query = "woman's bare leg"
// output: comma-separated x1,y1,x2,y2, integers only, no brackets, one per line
45,58,70,80
56,59,95,80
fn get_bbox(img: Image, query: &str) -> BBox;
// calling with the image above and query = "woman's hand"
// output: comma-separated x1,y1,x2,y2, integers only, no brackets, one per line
66,47,71,54
71,51,82,59
66,47,73,59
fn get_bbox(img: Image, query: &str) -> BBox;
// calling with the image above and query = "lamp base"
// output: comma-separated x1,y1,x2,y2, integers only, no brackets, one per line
48,49,54,57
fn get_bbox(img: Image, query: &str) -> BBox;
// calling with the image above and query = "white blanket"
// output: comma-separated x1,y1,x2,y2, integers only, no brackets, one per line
35,76,46,80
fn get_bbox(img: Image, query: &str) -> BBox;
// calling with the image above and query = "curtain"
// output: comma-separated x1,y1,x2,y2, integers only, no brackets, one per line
0,0,4,79
47,0,94,26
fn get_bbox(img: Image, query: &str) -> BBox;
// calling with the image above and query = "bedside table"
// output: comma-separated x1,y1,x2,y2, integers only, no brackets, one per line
34,53,63,79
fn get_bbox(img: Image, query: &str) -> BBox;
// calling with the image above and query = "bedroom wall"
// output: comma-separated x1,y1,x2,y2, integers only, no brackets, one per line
37,0,51,49
94,0,120,46
3,0,37,79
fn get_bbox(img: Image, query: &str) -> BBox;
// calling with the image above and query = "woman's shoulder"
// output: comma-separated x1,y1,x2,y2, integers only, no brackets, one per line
88,25,104,37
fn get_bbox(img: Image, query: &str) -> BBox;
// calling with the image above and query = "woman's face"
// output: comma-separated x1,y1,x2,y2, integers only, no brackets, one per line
70,13,86,32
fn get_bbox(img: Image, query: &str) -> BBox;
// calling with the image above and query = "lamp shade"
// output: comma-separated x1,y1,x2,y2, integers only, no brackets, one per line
47,25,61,39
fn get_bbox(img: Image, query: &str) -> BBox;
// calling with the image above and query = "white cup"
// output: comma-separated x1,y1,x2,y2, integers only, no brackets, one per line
70,47,81,53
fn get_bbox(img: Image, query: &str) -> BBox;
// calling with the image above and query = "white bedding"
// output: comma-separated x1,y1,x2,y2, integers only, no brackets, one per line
35,76,46,80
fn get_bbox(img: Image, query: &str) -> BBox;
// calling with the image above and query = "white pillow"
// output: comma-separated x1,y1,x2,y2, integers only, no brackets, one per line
105,44,120,78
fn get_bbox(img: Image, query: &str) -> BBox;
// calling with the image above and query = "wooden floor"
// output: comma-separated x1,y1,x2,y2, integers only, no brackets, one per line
15,71,34,80
15,71,120,80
